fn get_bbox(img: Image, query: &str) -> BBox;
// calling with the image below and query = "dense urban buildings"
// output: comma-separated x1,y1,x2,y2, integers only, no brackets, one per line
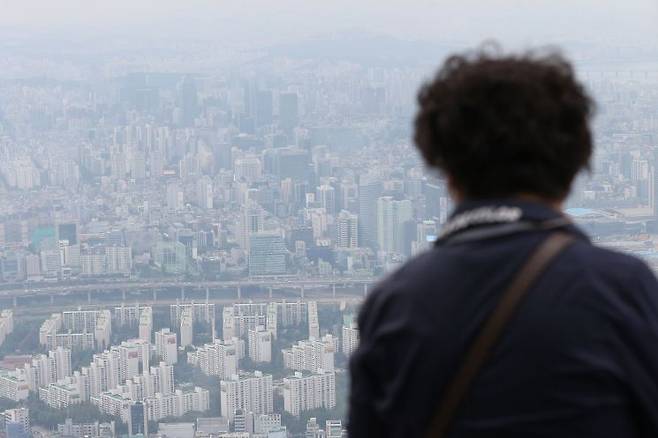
0,2,655,436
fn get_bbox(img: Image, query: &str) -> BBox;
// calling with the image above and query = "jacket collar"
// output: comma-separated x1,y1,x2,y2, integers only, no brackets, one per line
436,198,589,245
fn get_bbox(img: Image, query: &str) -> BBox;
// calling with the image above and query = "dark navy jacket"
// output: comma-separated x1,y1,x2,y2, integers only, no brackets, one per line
349,200,658,437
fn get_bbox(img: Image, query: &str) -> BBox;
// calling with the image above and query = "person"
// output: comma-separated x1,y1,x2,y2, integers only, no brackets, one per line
348,49,658,437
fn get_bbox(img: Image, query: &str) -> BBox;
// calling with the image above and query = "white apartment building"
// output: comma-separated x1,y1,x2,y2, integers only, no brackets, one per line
307,301,320,340
0,310,14,347
342,322,359,357
94,310,112,350
144,387,210,422
155,328,178,365
283,370,336,416
282,334,336,373
114,304,151,327
220,371,273,420
0,371,29,401
180,308,194,348
170,301,215,326
277,301,307,327
22,347,72,391
187,339,238,379
247,325,272,363
139,307,153,342
3,407,30,436
222,303,268,340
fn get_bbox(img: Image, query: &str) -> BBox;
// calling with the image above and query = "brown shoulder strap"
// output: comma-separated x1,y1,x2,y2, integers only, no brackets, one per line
426,232,575,438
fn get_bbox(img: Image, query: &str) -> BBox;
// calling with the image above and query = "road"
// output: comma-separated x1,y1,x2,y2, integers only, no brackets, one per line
0,277,378,298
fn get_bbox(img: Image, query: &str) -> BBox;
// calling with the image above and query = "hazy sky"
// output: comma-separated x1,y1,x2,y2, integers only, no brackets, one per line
1,0,656,50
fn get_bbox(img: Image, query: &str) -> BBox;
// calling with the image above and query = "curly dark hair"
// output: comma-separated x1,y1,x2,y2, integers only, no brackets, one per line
414,48,594,200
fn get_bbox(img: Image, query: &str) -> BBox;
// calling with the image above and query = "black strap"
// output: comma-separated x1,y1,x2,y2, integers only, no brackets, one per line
426,232,575,438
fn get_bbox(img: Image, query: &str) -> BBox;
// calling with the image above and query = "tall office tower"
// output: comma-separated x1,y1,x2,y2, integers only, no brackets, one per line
278,92,299,134
283,370,336,416
255,90,274,128
336,210,359,249
57,223,78,245
248,325,272,363
273,147,310,181
339,181,359,212
316,185,336,215
376,196,414,254
166,182,184,211
155,329,178,365
307,301,320,340
220,371,274,420
248,233,288,276
105,245,132,274
238,201,265,252
358,176,383,249
128,402,147,437
177,75,198,127
180,308,194,348
234,156,263,182
152,241,187,274
196,176,214,209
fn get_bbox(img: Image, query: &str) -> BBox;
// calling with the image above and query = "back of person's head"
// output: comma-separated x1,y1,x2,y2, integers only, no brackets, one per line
414,47,594,202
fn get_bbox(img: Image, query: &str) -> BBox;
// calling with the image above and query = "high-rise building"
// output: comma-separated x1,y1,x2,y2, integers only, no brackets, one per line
138,307,153,342
238,201,265,252
336,210,358,249
187,339,238,379
255,90,273,128
283,370,336,417
152,241,187,274
105,246,132,274
155,329,178,365
57,223,78,245
282,334,336,373
4,408,29,438
247,325,272,363
376,196,414,254
180,308,193,348
316,185,336,215
307,301,320,340
128,402,147,437
358,176,383,249
342,322,359,357
177,75,198,127
278,92,299,134
166,182,184,211
170,302,215,326
220,371,274,420
248,233,288,276
196,176,214,210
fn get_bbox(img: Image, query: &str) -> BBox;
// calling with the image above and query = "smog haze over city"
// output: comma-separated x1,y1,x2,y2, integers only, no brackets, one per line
0,1,657,437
